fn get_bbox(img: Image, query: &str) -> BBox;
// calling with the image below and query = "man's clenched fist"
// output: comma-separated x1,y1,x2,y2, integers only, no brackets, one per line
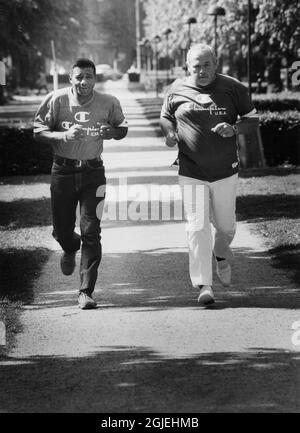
166,130,178,147
65,124,85,141
99,123,115,140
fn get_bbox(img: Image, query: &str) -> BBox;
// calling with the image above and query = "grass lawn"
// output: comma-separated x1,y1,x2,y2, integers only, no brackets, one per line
0,247,51,355
237,168,300,286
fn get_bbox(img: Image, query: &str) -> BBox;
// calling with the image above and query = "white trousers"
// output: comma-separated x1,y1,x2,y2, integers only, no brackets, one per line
179,173,238,287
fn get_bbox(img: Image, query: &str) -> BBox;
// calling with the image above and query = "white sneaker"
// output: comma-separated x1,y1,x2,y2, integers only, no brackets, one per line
78,292,97,310
197,286,215,305
216,259,231,286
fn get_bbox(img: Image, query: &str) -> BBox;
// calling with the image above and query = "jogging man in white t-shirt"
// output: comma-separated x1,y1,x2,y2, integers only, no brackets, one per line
160,44,257,305
34,58,128,309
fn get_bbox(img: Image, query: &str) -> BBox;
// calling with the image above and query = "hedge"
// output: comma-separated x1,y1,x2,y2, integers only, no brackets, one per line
0,127,53,175
0,110,299,176
259,110,300,166
252,92,300,112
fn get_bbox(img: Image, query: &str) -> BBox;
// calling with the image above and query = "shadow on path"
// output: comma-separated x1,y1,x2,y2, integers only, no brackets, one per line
32,247,300,311
0,198,52,228
1,246,299,412
0,348,299,412
237,195,299,221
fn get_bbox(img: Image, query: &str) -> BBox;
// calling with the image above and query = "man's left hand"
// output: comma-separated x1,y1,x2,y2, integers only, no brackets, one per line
99,124,115,140
211,122,236,138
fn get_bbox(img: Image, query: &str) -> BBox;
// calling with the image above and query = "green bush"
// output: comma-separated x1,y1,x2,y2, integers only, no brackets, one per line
0,126,53,176
259,110,300,166
253,92,300,112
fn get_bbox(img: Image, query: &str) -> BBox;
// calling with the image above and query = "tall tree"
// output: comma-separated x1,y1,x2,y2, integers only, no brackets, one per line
0,0,86,68
97,0,136,69
254,0,300,56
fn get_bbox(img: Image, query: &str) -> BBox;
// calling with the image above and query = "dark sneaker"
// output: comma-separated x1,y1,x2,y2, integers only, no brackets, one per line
60,252,76,276
197,285,215,305
78,292,97,310
216,259,231,286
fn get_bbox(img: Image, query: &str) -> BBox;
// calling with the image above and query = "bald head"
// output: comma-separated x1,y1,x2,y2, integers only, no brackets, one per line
186,43,218,87
187,43,216,64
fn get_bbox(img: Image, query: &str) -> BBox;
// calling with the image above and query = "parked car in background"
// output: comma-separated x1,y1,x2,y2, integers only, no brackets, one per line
95,64,122,81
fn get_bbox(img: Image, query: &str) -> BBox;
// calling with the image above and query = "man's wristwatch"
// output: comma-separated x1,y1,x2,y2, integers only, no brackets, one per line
232,125,238,135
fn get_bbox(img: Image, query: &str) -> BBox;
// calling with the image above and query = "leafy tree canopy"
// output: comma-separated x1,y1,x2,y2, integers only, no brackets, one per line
143,0,300,60
254,0,300,55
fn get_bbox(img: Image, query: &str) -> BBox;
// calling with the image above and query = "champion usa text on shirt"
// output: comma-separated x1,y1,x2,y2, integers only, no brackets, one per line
61,111,106,137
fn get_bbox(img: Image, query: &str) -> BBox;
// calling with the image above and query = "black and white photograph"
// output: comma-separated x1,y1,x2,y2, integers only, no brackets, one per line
0,0,299,417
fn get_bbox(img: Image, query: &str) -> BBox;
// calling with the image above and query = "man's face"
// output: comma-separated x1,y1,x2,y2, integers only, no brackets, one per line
187,52,217,86
70,66,96,98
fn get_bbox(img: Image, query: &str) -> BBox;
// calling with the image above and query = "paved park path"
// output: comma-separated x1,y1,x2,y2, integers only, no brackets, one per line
0,81,299,413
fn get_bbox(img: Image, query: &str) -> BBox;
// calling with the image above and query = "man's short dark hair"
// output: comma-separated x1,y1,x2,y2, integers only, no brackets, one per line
71,58,96,75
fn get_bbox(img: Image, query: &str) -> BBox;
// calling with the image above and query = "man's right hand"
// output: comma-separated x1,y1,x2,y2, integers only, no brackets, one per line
166,131,178,147
65,124,84,141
